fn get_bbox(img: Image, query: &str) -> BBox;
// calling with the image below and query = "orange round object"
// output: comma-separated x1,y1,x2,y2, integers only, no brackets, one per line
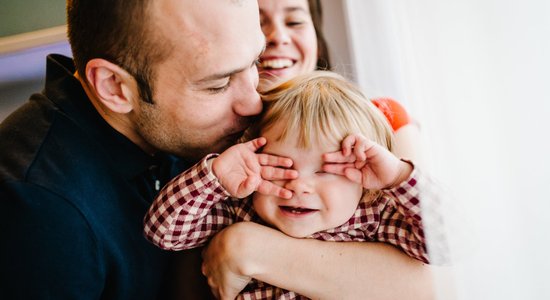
371,98,411,132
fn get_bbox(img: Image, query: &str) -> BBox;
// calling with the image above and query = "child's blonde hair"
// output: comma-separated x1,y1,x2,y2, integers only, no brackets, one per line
249,71,394,152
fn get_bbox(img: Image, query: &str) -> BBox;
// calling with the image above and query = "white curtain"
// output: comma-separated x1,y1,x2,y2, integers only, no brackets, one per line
343,0,550,299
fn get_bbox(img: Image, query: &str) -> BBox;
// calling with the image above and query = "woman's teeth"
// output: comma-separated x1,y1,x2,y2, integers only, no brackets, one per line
259,58,293,69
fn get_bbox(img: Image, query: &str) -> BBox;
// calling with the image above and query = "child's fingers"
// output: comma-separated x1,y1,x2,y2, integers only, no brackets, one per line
323,151,357,163
322,163,355,175
344,168,362,184
341,135,358,156
362,140,379,157
354,159,368,170
256,181,293,199
257,153,293,168
245,137,267,152
260,166,298,181
353,141,367,161
229,175,260,198
353,137,378,161
242,176,261,194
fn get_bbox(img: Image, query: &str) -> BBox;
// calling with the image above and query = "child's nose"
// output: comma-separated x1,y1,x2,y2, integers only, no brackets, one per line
284,177,314,195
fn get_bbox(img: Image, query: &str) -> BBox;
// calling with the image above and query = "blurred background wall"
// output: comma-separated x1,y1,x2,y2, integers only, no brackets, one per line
0,0,68,121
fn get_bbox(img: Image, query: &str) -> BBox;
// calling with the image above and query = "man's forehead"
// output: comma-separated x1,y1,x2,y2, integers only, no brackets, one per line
156,0,263,81
152,0,259,35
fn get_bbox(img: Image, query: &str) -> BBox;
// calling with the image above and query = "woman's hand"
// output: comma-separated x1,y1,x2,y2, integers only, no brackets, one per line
322,134,412,189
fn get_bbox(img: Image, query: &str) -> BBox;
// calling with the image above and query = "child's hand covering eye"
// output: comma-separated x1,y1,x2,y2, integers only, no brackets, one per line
322,134,412,190
212,137,298,199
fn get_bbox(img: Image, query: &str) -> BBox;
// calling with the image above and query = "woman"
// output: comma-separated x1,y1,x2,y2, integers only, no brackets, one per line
257,0,425,165
200,1,434,299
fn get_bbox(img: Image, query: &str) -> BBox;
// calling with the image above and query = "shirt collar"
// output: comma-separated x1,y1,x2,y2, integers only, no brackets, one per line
43,54,159,179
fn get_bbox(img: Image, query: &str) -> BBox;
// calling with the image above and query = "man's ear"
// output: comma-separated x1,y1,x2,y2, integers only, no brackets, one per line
85,58,138,114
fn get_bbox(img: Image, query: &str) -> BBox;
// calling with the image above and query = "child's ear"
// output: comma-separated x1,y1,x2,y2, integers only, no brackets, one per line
84,58,139,114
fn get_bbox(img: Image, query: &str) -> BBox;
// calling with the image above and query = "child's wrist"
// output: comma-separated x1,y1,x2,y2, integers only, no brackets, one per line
208,154,221,180
385,159,414,189
205,154,230,193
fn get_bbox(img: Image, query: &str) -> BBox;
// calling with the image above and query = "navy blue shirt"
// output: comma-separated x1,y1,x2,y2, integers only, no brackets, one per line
0,55,194,299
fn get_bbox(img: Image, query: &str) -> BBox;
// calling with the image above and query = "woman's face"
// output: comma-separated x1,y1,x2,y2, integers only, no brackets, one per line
257,0,319,91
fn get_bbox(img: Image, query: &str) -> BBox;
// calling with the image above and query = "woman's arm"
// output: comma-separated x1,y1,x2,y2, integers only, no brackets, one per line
394,123,426,167
202,221,435,300
371,98,426,167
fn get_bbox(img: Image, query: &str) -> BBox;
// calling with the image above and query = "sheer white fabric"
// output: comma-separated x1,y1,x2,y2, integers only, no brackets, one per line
340,0,550,299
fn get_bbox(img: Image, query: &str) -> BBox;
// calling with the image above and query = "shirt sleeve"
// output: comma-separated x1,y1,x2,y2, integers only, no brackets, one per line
143,154,235,251
375,166,446,264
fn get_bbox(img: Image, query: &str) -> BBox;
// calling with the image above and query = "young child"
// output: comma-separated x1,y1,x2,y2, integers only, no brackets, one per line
144,71,438,299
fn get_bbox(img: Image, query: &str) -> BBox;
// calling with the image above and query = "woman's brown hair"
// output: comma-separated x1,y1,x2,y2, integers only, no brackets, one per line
308,0,331,70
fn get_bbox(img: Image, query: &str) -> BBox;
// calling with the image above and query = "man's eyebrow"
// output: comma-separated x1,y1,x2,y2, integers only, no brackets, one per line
197,45,266,83
197,69,241,83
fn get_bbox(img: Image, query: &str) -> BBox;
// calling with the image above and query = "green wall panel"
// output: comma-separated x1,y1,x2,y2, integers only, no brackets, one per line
0,0,66,37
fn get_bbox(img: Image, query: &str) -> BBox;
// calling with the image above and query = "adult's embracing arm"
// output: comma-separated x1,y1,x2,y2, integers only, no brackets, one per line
202,222,435,300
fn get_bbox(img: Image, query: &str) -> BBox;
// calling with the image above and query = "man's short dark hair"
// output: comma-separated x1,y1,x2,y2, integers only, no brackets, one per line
67,0,170,103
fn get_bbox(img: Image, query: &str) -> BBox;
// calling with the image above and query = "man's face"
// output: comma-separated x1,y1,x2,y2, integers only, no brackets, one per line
134,0,265,161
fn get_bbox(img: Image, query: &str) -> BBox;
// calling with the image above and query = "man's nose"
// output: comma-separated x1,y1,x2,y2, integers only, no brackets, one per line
234,67,262,117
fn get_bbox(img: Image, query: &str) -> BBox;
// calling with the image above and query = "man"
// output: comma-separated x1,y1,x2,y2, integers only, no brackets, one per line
0,0,264,298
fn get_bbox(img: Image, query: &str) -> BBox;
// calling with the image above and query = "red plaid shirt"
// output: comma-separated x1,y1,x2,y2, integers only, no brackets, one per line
144,155,437,300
